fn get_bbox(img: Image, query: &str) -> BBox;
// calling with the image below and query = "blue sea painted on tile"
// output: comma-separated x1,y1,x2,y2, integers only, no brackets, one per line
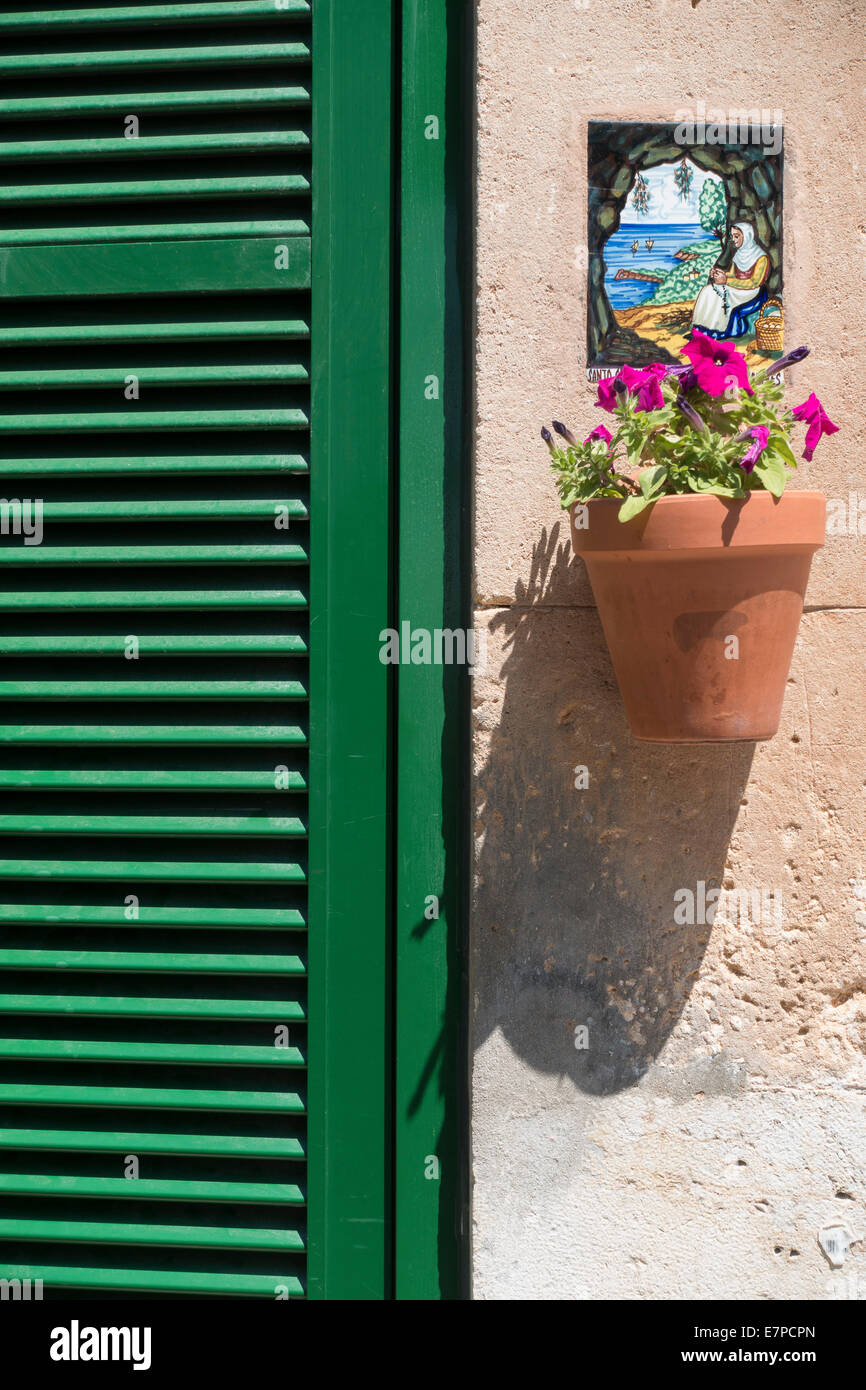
603,223,716,308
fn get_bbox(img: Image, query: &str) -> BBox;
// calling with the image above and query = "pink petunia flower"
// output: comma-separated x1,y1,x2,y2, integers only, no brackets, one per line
636,376,665,412
619,364,666,413
738,425,770,474
792,392,839,461
621,363,669,382
584,424,613,446
680,330,753,397
596,362,672,414
595,375,623,412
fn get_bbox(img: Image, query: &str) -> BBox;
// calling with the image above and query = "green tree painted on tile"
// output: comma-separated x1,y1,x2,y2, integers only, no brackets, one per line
699,177,727,241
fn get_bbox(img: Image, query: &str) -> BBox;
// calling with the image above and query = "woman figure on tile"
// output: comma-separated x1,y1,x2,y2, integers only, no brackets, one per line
690,222,770,339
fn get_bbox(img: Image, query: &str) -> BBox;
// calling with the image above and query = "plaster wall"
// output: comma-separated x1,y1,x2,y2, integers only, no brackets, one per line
471,0,866,1299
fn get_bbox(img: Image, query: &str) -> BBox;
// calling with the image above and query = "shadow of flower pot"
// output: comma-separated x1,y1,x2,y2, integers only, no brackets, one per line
472,523,756,1095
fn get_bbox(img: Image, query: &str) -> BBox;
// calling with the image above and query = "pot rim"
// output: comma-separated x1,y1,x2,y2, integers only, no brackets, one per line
570,489,826,553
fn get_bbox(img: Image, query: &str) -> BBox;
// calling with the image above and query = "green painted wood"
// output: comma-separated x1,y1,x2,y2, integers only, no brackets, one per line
0,635,306,655
0,1264,304,1298
0,409,309,430
0,546,307,565
0,813,306,836
0,771,306,790
0,87,311,120
35,502,308,522
0,1173,304,1202
0,238,309,298
1,221,311,244
0,681,307,699
0,43,311,77
0,454,308,475
0,1039,306,1068
0,905,304,928
307,0,393,1302
0,591,307,609
0,1083,305,1113
0,133,310,162
0,365,309,388
0,1128,304,1158
0,3,311,32
0,0,398,1306
0,993,305,1021
0,859,306,884
0,319,309,344
0,174,310,206
0,949,306,974
395,0,469,1300
0,724,307,746
0,1218,305,1253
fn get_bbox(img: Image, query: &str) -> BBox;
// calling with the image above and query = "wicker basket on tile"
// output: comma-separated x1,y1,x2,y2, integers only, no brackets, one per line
755,298,784,353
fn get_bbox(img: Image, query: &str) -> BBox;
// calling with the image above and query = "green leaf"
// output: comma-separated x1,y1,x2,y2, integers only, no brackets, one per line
618,494,654,523
686,475,744,498
638,464,668,499
625,442,644,471
752,453,787,498
771,435,798,469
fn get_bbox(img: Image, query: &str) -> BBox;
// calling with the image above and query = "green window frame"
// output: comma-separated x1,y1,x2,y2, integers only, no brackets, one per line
310,0,471,1300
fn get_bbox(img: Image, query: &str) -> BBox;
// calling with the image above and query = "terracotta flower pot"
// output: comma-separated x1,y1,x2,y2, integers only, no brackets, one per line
570,491,826,742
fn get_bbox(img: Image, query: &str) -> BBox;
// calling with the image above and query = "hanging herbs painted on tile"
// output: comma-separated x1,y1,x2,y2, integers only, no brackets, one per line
587,119,783,378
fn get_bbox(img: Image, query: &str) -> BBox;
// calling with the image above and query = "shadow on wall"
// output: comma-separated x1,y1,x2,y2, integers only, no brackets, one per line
472,522,756,1095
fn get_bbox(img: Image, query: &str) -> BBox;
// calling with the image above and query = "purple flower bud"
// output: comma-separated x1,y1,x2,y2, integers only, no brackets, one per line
541,425,556,453
675,368,699,393
754,345,810,382
552,420,577,446
675,395,707,433
613,378,628,395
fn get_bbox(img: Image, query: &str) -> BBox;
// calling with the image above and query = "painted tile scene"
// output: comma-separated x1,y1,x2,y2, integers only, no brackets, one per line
587,120,783,374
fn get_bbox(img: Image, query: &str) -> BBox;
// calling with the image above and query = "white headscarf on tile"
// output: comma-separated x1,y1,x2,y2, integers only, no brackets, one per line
732,222,766,272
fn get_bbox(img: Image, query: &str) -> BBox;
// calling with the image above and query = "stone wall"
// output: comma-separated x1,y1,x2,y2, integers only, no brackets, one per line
471,0,866,1300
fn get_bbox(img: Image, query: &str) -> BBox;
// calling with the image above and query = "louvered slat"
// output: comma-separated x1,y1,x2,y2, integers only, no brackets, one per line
0,1083,304,1111
0,90,310,120
0,1264,305,1297
0,4,310,34
0,0,311,1299
0,1218,304,1252
0,950,306,972
0,1129,303,1157
0,725,307,744
0,43,311,77
0,860,306,882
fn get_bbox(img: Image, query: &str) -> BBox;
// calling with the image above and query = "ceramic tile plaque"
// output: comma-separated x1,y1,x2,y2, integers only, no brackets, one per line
587,120,783,378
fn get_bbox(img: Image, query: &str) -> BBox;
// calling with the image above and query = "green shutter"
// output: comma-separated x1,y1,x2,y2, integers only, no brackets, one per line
0,0,391,1301
0,0,468,1303
394,0,468,1301
306,0,393,1300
